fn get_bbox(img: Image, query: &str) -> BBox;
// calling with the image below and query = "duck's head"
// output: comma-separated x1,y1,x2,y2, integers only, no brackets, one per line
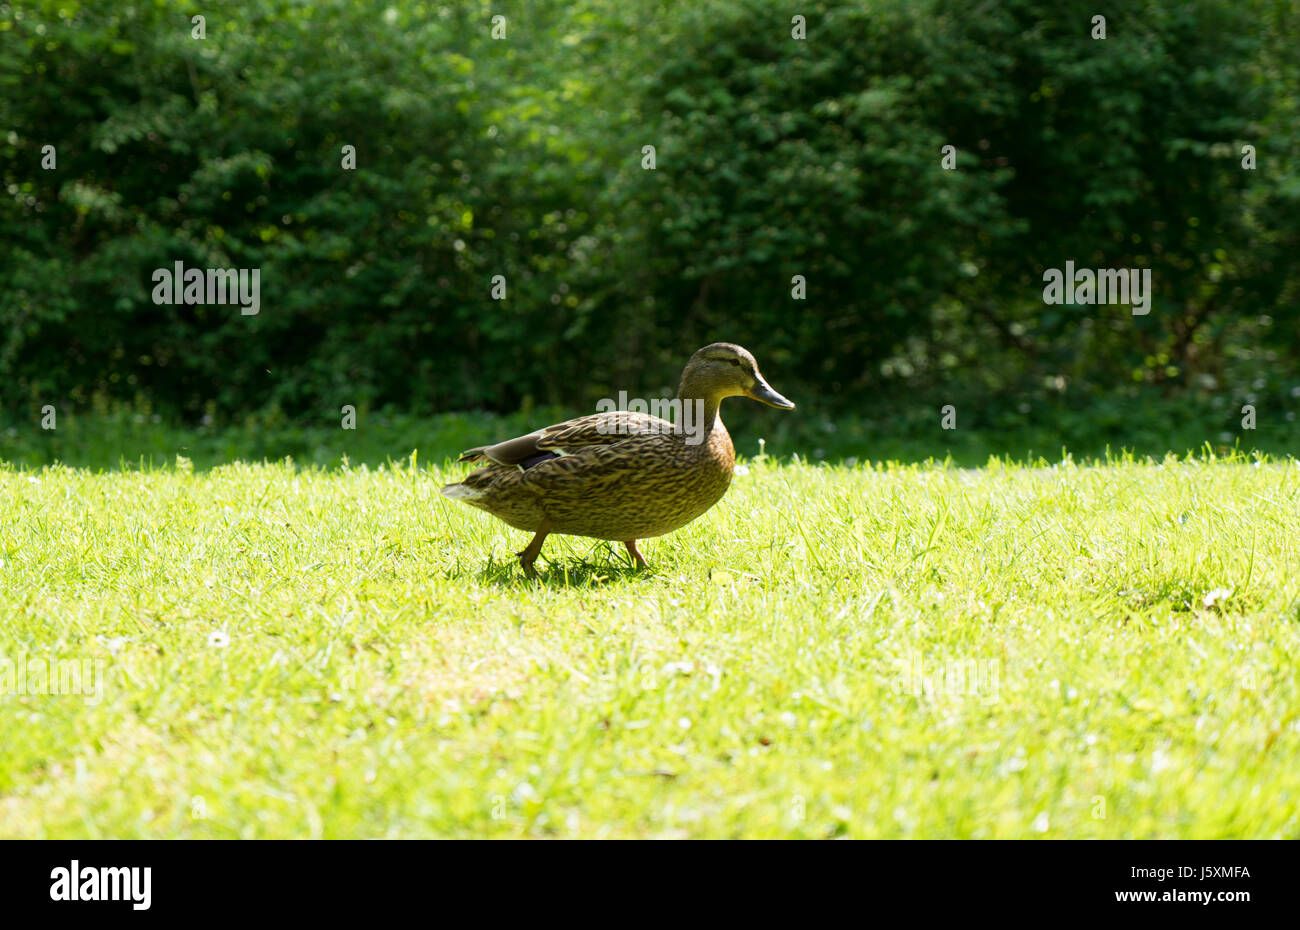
679,342,796,409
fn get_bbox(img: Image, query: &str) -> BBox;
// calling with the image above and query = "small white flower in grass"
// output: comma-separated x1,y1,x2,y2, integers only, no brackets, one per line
1032,812,1050,833
513,782,537,802
207,631,231,649
1203,587,1234,611
677,717,691,730
97,635,128,655
734,463,749,476
1150,748,1171,774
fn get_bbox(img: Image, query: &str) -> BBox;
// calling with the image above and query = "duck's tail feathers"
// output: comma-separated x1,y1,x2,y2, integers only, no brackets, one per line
439,483,484,501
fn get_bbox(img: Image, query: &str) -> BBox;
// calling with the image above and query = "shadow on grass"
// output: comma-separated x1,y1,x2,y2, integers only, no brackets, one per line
471,542,653,588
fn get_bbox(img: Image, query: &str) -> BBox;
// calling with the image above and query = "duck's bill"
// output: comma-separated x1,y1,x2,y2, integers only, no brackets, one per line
746,379,796,410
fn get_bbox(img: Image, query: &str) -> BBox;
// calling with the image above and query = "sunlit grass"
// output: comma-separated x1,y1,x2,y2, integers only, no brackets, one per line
1,450,1297,837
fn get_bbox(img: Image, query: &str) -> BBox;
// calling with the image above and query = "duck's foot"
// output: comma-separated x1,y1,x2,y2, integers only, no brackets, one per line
623,539,649,570
518,521,551,578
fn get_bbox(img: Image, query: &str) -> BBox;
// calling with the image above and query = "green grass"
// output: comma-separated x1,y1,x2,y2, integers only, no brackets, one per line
1,448,1298,838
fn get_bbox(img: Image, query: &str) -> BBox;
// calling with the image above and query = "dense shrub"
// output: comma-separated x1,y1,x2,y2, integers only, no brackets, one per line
0,0,1295,427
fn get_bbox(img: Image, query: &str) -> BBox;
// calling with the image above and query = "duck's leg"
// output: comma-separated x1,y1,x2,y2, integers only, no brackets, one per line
623,539,648,570
517,519,552,578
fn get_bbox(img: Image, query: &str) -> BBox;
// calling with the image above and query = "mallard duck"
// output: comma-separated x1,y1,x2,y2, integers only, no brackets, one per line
440,343,795,576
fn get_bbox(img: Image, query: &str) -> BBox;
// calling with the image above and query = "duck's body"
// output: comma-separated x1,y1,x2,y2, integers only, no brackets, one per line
440,343,793,576
444,412,735,540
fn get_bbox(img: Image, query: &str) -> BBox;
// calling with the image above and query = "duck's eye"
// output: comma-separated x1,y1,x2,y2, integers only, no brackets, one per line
728,358,742,367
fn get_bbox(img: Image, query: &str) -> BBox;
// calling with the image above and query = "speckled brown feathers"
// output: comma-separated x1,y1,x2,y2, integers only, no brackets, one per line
440,343,794,575
457,410,670,467
453,421,735,539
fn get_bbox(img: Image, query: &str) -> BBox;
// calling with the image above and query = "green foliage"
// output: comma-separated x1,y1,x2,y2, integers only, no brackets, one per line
924,0,1298,403
1,0,585,414
611,0,1015,397
0,0,1296,433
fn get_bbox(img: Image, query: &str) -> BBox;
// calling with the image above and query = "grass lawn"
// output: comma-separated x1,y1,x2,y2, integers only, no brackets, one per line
1,450,1297,838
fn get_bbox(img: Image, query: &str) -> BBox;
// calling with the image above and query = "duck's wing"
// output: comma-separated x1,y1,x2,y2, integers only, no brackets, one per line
457,411,673,468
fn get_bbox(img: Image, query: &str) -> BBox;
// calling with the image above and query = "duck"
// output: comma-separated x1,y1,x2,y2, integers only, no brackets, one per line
440,343,795,576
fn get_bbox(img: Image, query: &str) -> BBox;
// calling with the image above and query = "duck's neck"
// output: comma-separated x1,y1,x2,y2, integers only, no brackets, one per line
676,383,724,439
